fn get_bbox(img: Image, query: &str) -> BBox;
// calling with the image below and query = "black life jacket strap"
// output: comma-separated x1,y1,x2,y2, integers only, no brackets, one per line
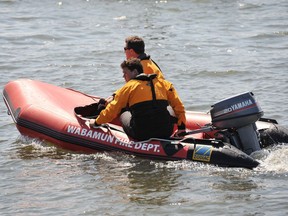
149,78,157,104
138,53,162,71
134,73,157,105
138,53,150,60
134,73,157,81
133,73,158,107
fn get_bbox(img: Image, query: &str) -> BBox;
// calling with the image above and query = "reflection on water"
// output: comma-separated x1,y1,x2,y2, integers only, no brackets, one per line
125,160,181,205
90,153,183,205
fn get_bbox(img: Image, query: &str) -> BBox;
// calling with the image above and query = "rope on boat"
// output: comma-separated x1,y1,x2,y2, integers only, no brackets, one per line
66,88,100,101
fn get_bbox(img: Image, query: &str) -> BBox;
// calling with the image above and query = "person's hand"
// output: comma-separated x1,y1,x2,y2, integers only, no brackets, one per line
89,119,101,128
174,123,187,137
174,129,187,137
97,98,107,113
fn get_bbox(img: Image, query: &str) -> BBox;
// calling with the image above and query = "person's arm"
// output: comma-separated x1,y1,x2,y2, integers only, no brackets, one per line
92,84,131,127
165,81,186,130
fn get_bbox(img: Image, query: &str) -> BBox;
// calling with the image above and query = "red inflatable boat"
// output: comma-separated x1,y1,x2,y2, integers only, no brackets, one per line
3,79,287,169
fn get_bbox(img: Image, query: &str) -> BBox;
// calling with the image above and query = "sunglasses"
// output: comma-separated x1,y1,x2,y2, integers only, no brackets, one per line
124,47,130,51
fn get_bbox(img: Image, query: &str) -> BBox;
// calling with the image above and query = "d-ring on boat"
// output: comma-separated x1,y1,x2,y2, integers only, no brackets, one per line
3,79,288,169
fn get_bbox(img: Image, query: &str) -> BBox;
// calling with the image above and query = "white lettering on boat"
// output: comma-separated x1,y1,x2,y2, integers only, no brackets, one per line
66,125,160,152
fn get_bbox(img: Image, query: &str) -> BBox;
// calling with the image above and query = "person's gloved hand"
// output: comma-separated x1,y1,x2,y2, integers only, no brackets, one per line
75,103,98,117
97,98,107,113
174,123,187,137
89,119,101,128
174,129,187,137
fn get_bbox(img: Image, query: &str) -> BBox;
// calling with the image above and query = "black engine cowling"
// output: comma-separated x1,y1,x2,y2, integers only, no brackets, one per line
210,92,263,129
210,92,264,154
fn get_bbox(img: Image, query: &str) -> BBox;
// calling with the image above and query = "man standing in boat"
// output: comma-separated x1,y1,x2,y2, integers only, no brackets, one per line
89,58,186,140
124,35,165,80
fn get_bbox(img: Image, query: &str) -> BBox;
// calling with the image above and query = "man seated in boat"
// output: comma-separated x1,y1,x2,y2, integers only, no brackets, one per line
104,36,165,104
89,58,186,141
124,35,165,80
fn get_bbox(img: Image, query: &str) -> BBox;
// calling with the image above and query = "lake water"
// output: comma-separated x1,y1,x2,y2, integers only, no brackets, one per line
1,0,288,215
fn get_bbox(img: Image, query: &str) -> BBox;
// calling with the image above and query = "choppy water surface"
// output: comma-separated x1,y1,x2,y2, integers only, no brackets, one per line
1,0,288,215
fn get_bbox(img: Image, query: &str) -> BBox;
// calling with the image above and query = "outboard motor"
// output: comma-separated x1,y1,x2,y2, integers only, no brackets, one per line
210,92,264,154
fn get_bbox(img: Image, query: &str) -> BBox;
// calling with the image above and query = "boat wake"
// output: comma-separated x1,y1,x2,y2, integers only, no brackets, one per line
12,135,288,174
258,144,288,173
